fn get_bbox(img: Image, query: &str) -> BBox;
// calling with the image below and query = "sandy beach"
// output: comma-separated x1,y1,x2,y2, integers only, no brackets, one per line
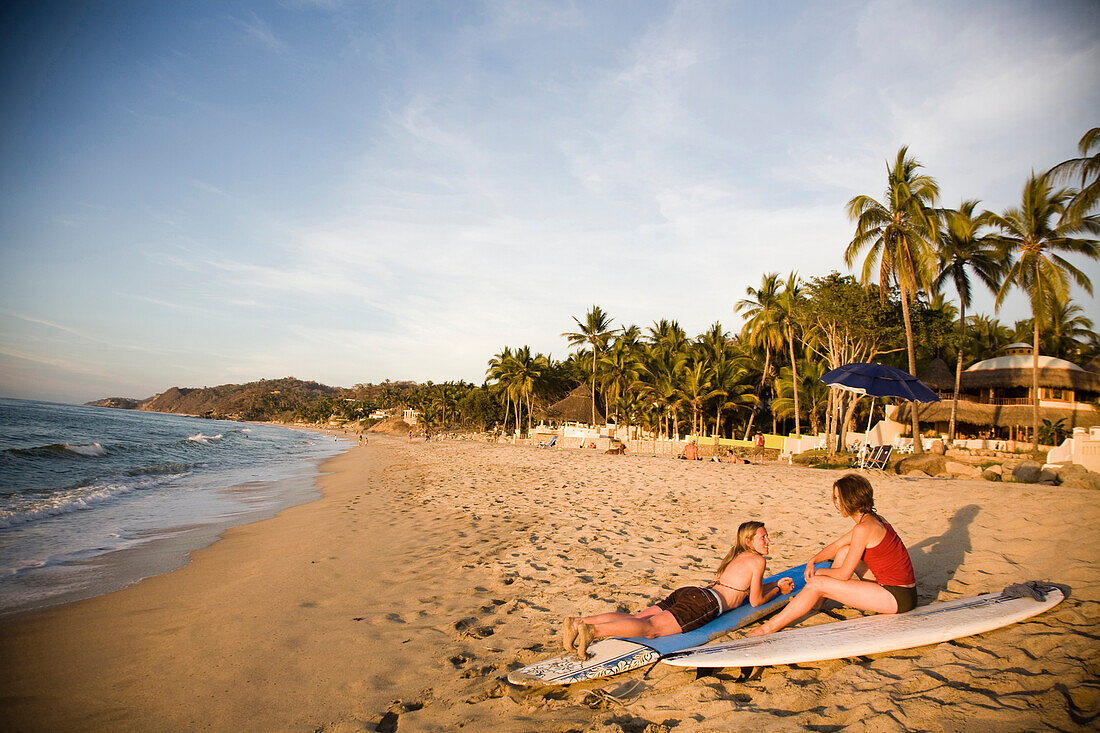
2,435,1097,732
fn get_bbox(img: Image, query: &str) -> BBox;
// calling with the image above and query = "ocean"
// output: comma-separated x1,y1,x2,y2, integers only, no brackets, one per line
0,398,349,616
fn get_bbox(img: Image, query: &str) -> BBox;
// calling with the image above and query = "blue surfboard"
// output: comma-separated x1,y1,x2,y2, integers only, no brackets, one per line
507,562,828,686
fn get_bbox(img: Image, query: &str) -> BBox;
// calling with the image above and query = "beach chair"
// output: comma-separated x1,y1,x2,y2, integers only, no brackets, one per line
864,445,892,470
538,435,557,449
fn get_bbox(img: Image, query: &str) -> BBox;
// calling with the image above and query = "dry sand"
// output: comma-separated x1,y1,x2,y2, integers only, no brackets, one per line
1,435,1097,732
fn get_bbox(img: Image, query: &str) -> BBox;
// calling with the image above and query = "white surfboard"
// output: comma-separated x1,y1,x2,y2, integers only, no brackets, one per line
507,563,828,687
661,582,1064,670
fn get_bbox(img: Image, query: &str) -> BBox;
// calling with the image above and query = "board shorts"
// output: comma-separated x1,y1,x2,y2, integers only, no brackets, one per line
882,584,918,613
656,586,722,633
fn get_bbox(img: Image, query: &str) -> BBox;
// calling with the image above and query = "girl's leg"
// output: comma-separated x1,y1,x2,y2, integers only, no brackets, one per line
588,609,680,639
581,604,663,625
575,609,681,658
748,577,897,636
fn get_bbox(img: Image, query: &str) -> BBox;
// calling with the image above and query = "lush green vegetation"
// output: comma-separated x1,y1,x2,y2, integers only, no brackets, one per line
487,129,1100,451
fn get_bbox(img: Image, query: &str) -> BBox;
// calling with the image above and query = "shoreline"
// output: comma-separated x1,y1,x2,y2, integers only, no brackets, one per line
1,436,1095,731
0,417,351,618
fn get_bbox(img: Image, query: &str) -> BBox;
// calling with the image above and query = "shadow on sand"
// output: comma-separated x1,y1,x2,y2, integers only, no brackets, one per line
907,504,980,600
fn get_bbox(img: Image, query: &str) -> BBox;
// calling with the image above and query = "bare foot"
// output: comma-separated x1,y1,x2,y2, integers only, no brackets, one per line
575,622,594,660
562,616,579,652
746,623,774,638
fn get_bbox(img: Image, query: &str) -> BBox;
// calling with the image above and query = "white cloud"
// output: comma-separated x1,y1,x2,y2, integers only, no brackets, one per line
231,11,287,53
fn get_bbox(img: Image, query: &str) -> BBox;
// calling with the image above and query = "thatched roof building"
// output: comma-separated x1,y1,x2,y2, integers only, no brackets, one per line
905,346,1100,434
546,383,604,425
896,402,1098,429
958,366,1100,392
917,358,956,392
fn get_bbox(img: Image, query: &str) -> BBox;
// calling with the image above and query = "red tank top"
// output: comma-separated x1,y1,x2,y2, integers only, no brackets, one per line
861,519,915,586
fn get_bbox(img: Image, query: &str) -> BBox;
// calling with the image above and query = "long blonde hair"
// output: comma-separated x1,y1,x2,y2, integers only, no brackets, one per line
714,521,765,577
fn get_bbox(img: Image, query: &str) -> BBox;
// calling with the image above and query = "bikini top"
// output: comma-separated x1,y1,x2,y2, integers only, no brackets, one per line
708,578,748,594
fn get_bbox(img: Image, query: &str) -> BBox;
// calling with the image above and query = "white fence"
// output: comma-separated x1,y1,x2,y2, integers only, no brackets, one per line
1047,427,1100,472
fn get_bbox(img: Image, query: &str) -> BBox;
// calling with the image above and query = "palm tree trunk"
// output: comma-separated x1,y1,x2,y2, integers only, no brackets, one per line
789,331,801,437
590,349,597,426
949,305,965,443
1032,317,1040,451
901,291,924,454
743,348,770,440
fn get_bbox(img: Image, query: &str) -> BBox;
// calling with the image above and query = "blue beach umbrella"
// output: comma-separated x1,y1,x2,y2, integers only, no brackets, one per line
821,363,940,403
822,363,939,463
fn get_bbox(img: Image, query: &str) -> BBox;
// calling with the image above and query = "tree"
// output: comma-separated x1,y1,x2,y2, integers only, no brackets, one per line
778,272,804,437
1038,293,1096,361
508,346,547,435
966,314,1012,361
677,358,718,438
933,200,1002,441
772,358,830,435
709,355,756,439
486,347,515,433
1049,127,1100,220
846,146,940,453
639,346,687,439
801,273,903,453
563,306,617,425
735,273,785,439
989,172,1099,449
598,336,643,427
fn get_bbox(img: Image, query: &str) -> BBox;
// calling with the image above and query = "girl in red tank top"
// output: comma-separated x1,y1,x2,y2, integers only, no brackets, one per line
748,474,917,637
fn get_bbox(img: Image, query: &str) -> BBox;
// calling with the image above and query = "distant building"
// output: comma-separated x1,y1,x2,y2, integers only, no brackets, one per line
907,344,1100,441
402,408,420,425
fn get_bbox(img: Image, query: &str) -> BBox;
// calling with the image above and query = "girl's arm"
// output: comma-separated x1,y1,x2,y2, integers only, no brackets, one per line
805,528,855,579
746,555,784,607
815,522,873,580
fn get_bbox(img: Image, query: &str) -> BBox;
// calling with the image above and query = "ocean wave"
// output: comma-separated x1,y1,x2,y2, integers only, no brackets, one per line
2,442,108,458
186,433,223,444
65,442,107,457
0,482,132,529
123,462,193,477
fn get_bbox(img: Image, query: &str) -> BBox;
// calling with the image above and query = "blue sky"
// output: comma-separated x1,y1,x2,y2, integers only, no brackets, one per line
1,0,1098,404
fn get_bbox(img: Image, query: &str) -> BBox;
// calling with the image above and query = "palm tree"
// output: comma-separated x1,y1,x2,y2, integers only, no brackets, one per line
677,358,717,438
563,306,617,425
846,146,941,453
1048,127,1100,220
933,201,1003,442
598,336,643,427
772,358,830,435
988,171,1100,449
967,314,1012,360
710,355,756,439
778,272,804,437
640,346,687,439
508,346,546,435
1039,293,1096,360
485,347,515,433
735,273,785,439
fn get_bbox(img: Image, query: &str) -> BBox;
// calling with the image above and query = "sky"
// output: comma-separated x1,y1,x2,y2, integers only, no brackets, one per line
1,0,1098,404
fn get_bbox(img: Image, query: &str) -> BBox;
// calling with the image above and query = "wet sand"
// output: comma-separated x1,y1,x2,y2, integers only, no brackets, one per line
1,435,1096,731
